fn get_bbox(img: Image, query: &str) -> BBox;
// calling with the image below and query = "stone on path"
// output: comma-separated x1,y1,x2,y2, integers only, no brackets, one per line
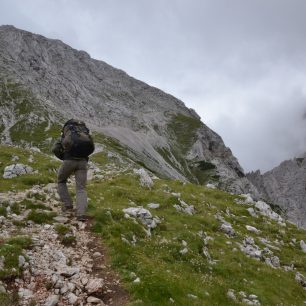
45,294,59,306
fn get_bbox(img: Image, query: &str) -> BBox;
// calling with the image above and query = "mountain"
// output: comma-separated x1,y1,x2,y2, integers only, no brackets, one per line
1,25,306,305
247,154,306,229
0,25,258,196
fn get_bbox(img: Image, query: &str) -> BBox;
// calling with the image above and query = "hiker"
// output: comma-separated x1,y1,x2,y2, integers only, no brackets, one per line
52,119,95,221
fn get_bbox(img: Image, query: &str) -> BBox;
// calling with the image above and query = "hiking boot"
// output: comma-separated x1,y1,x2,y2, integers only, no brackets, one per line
76,215,87,222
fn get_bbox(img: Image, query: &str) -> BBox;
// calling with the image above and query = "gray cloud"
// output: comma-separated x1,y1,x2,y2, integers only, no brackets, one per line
1,0,306,172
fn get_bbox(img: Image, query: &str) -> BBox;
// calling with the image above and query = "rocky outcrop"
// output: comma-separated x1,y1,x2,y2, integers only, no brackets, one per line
247,155,306,228
3,163,33,178
0,25,257,195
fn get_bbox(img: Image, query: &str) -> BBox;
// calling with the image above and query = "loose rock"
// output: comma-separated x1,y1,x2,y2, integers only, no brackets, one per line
85,278,104,294
300,240,306,253
45,294,59,306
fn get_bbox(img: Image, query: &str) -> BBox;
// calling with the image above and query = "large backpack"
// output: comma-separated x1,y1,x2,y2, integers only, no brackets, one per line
61,119,94,158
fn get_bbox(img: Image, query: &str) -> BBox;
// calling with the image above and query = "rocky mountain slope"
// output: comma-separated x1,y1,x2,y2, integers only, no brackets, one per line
247,154,306,229
0,25,257,196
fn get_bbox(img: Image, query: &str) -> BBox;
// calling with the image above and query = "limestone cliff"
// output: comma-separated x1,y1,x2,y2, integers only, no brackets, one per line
247,155,306,228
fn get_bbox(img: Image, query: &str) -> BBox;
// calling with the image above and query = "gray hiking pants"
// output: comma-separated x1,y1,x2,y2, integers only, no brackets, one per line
57,159,88,216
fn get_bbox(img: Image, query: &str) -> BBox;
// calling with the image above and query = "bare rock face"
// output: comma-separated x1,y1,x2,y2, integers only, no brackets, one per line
247,155,306,229
0,25,257,195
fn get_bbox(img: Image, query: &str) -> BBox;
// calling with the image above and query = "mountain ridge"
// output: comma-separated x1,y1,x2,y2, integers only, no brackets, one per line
247,154,306,229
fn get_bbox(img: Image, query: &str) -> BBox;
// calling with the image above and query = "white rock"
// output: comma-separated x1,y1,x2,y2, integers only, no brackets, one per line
87,296,105,304
147,203,160,209
265,256,280,268
270,256,280,268
187,294,198,299
3,164,33,179
85,278,104,294
133,277,141,283
60,267,80,277
45,294,59,306
18,255,26,267
11,155,19,161
67,282,76,292
0,283,6,293
133,168,153,188
18,288,33,298
0,256,5,270
227,289,237,301
182,240,188,247
300,240,306,253
53,216,68,223
239,291,247,298
296,272,306,288
174,199,195,215
122,207,159,229
220,223,235,237
247,208,257,217
60,284,69,294
255,201,282,222
81,277,89,286
179,248,188,255
241,194,254,204
206,183,216,189
246,225,261,234
239,237,262,259
242,298,261,305
28,155,34,163
67,292,78,305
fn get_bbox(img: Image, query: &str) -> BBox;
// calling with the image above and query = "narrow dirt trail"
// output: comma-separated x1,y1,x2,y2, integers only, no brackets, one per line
0,183,129,306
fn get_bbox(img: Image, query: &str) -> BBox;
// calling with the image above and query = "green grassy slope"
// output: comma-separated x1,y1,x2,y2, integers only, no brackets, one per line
88,148,306,305
0,143,305,305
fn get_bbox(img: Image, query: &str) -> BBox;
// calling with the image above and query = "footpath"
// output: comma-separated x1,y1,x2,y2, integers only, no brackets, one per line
0,183,128,306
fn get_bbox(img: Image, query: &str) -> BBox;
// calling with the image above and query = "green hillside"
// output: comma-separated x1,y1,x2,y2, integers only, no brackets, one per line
0,144,305,305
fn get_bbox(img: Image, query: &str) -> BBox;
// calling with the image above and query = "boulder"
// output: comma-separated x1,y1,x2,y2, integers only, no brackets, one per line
255,201,282,222
133,168,153,188
123,207,160,229
174,199,195,215
220,222,236,237
3,163,33,179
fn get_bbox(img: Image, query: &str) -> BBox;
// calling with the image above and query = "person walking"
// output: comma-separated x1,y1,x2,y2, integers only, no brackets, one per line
52,119,95,221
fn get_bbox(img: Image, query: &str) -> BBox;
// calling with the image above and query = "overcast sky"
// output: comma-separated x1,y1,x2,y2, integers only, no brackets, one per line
1,0,306,172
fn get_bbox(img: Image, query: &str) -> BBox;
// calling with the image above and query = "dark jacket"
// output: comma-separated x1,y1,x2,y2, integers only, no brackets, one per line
52,138,88,161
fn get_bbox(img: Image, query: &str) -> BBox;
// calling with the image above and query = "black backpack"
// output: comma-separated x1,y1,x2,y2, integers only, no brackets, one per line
61,119,95,158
